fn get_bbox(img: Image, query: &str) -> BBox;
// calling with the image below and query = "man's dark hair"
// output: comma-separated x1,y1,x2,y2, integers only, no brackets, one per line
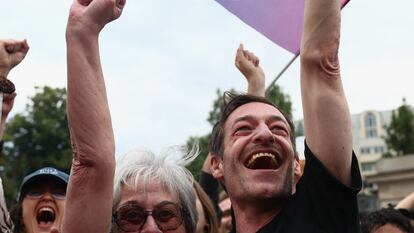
209,92,296,156
361,208,413,233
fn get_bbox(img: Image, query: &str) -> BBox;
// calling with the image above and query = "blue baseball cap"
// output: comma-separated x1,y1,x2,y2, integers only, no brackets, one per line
18,167,69,201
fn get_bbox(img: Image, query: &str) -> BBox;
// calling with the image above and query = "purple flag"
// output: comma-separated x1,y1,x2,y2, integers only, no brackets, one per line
216,0,350,54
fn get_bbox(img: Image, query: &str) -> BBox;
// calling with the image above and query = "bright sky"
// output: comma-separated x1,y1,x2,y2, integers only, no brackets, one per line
1,0,413,156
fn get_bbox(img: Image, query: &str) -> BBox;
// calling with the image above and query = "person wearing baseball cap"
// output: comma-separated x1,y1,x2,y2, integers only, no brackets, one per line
11,167,69,233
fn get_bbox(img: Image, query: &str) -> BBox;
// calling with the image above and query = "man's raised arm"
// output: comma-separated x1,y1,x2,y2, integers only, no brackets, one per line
300,0,353,186
63,0,125,232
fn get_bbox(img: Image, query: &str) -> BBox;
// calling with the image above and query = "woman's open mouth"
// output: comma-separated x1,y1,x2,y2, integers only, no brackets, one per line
37,207,55,228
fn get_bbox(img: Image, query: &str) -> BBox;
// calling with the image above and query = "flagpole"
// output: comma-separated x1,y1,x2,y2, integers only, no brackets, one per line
265,54,299,96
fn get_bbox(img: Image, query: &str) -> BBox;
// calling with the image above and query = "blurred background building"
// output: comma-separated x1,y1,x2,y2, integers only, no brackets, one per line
295,106,414,213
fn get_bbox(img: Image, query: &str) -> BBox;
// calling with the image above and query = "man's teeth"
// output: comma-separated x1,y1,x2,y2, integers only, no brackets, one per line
247,153,277,168
40,207,53,213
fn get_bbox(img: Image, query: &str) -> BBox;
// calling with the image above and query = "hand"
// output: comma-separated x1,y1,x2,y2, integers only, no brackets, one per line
235,44,265,81
0,39,29,78
235,44,265,97
67,0,126,35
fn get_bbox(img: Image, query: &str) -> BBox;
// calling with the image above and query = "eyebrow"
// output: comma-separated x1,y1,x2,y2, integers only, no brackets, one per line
120,200,141,207
118,200,177,207
267,115,289,126
233,115,288,126
233,115,255,125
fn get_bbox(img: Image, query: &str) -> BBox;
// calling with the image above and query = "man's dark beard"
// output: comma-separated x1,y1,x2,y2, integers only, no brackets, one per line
259,160,295,209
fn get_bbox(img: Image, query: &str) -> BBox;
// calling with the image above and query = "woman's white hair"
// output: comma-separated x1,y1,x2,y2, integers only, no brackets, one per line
113,145,198,232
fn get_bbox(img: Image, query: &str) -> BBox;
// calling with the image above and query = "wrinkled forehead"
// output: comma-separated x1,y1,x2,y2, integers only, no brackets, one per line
119,179,180,208
224,102,289,130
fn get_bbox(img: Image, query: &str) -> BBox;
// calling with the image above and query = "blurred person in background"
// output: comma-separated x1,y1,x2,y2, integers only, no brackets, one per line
397,192,414,228
218,192,231,233
11,168,68,233
194,181,219,233
0,38,66,233
361,207,413,233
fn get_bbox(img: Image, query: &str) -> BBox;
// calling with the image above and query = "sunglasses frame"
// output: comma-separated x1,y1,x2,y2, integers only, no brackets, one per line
113,201,185,232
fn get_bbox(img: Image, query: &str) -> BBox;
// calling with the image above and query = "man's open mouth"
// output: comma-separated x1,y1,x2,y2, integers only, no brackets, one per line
37,207,55,227
245,152,279,170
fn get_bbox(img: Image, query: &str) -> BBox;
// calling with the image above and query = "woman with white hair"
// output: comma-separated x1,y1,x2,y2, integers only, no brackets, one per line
112,147,198,233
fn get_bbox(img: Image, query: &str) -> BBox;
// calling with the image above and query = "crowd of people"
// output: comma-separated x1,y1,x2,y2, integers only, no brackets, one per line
0,0,413,232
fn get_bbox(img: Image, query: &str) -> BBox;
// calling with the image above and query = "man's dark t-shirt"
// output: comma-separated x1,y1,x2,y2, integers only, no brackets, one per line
232,142,362,233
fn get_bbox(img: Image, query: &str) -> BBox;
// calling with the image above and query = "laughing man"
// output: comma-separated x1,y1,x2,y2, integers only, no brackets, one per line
209,0,362,232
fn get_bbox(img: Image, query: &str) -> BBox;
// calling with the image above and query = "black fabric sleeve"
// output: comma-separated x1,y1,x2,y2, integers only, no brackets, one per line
284,142,362,233
301,141,362,194
199,171,221,221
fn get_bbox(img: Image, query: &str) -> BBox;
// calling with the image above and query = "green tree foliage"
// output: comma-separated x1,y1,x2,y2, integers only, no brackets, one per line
384,98,414,157
187,84,293,180
266,84,292,119
207,89,226,127
1,86,71,204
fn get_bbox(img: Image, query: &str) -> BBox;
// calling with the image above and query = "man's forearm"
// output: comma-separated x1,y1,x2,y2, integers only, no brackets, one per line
301,0,341,56
300,0,353,186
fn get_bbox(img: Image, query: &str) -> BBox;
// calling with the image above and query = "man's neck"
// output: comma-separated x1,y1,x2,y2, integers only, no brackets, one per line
232,199,282,233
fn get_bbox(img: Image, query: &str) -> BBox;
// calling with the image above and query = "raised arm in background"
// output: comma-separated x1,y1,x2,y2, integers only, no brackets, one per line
0,39,29,80
397,192,414,211
199,44,266,219
0,38,29,233
235,44,265,97
0,39,28,138
300,0,353,186
63,0,125,232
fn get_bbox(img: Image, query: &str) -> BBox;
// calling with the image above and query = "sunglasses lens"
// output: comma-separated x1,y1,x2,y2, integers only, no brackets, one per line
26,190,43,198
116,206,147,232
115,203,183,232
52,191,66,199
154,203,182,231
26,190,66,199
